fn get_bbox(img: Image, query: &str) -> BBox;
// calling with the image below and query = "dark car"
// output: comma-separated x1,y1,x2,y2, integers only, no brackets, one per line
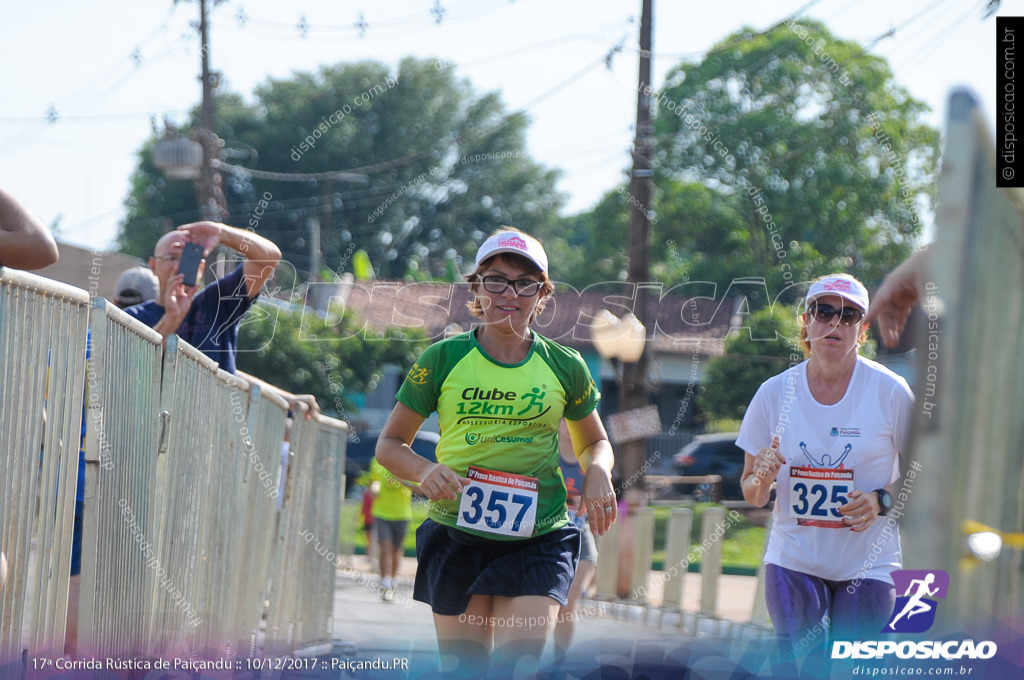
344,429,440,481
671,432,746,501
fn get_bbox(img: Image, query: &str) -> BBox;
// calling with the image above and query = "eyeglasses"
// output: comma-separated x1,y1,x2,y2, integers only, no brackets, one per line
480,275,543,297
808,303,864,326
153,254,180,263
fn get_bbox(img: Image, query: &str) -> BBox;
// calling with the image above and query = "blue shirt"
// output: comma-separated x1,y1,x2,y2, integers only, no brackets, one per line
124,264,256,374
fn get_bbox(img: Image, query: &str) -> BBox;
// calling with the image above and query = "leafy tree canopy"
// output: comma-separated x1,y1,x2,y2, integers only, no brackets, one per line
235,302,427,416
697,305,802,422
543,20,940,296
657,19,939,287
119,57,564,280
698,303,877,421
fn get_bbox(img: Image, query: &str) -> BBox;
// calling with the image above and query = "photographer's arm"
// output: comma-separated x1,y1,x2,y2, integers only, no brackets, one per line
177,221,282,299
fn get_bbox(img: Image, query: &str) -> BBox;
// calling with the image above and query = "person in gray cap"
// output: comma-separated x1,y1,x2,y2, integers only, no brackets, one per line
113,266,159,308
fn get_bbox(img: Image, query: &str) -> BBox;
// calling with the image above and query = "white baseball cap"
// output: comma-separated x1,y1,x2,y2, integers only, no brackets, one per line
805,273,869,313
474,230,548,274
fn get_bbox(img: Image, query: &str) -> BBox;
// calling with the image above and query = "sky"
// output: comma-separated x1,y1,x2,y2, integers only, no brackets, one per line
0,0,1003,253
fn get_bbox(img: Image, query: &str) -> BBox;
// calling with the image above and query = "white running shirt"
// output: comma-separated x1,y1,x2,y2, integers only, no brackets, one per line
737,356,914,584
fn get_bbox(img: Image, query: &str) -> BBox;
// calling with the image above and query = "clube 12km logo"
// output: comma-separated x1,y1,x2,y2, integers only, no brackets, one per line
832,570,998,661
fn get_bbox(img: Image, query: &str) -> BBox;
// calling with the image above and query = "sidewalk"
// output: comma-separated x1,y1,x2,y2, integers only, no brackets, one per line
327,555,772,678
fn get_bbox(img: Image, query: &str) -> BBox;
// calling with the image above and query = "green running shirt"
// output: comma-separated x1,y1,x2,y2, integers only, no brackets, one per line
396,329,600,540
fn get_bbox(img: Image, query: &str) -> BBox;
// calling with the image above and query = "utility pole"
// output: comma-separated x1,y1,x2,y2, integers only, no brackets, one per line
196,0,219,222
620,0,654,498
309,216,322,305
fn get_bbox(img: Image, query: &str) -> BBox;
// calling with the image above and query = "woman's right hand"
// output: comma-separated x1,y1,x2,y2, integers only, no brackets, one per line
418,463,469,501
750,444,786,487
741,440,785,507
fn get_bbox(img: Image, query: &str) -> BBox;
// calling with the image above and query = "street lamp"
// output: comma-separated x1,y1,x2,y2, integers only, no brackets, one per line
591,309,650,599
591,309,651,482
152,135,204,180
590,309,649,478
591,310,647,366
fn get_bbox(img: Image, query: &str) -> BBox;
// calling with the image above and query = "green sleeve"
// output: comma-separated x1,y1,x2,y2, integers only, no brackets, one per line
395,334,471,418
395,344,441,418
539,336,600,420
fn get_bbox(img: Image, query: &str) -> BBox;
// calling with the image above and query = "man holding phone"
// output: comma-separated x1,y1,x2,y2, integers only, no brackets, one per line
124,220,281,374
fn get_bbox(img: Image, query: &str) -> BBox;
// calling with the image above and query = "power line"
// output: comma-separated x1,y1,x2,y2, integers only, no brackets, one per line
56,4,182,114
821,0,863,23
630,0,825,61
0,110,189,125
516,53,613,112
864,0,954,48
0,42,189,156
213,159,369,184
220,0,536,40
208,32,626,189
898,1,986,76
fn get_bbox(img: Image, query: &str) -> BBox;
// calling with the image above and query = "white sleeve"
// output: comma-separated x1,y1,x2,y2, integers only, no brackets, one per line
736,381,773,456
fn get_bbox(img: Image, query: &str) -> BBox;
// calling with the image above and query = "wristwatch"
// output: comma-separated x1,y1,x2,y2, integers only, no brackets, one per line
874,488,894,516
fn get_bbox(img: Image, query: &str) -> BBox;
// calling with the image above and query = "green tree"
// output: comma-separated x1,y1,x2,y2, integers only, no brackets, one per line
235,302,426,416
697,305,802,422
699,303,877,421
550,20,939,294
539,181,630,287
654,20,939,289
119,57,563,279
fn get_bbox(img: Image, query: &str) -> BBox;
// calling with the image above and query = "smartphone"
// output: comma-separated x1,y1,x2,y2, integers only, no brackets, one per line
178,242,204,287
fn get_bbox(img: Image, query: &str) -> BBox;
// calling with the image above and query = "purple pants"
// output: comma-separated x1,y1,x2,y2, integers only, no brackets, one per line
765,563,895,657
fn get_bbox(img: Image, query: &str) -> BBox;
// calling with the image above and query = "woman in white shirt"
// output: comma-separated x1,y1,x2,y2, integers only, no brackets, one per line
737,273,914,657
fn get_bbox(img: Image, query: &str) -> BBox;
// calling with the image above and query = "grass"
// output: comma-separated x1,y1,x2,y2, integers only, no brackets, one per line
341,496,767,574
649,503,766,575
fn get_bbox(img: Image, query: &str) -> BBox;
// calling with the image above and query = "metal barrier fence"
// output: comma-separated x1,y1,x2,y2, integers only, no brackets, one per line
147,334,220,656
0,274,348,665
300,418,346,652
902,90,1024,627
0,268,90,665
76,298,163,658
266,413,315,655
194,368,261,651
230,380,289,657
265,415,346,656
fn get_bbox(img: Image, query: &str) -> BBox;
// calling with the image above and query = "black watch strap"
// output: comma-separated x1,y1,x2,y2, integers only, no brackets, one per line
874,488,894,516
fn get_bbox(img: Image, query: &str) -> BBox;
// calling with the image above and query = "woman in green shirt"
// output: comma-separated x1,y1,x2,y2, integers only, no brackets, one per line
377,227,616,678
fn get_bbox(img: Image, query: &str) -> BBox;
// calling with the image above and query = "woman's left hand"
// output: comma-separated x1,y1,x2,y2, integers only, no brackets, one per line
839,490,880,532
580,466,617,536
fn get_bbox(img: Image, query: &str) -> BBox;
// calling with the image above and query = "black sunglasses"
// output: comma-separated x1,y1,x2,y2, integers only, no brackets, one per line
480,274,543,297
809,303,864,326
